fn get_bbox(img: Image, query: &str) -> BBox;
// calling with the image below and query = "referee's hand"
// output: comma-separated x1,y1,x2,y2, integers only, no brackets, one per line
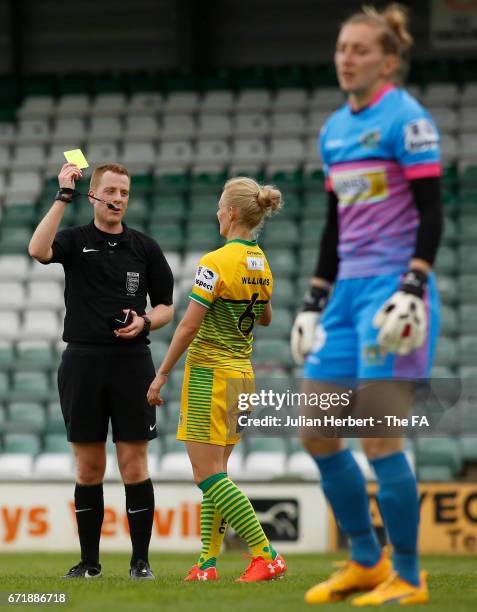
147,373,168,406
114,310,145,339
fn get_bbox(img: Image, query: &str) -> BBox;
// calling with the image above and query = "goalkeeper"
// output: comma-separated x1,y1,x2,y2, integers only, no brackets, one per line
291,3,442,606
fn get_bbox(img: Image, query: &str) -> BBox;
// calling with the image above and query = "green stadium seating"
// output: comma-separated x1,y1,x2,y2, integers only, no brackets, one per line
153,172,190,194
434,337,458,368
131,175,153,196
262,221,299,248
299,249,318,277
149,224,184,250
459,304,477,334
149,341,169,367
266,249,298,277
188,195,217,221
437,275,457,305
440,305,458,336
0,227,30,254
442,218,456,246
254,339,293,368
190,170,227,194
415,437,462,479
245,437,286,453
38,200,76,225
10,371,50,401
254,308,293,339
435,246,457,274
277,192,302,219
125,197,149,225
458,275,477,303
150,195,186,222
5,402,46,433
459,336,477,365
45,401,65,434
301,219,326,247
460,437,477,462
0,342,14,368
459,216,477,245
268,279,296,308
266,168,302,191
15,342,55,371
185,223,221,250
1,204,36,228
458,246,477,274
3,433,41,454
44,433,70,453
0,373,10,400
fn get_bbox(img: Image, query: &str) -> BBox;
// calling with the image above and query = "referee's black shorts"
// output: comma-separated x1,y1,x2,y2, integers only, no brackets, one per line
58,343,157,443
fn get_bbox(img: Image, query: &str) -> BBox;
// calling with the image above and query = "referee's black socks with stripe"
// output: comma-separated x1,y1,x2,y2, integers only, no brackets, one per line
74,482,104,566
125,478,155,565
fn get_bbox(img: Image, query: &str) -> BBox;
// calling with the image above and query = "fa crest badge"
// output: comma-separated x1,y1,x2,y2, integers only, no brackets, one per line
126,272,139,294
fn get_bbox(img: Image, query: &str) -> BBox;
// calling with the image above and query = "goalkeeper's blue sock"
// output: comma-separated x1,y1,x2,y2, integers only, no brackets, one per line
313,449,381,567
371,452,420,586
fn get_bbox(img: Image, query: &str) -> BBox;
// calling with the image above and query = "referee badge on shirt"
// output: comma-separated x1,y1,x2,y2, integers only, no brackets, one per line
126,271,140,294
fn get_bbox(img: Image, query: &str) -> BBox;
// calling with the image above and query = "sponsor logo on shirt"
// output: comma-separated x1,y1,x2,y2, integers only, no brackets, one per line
404,118,439,153
126,272,139,294
362,344,387,365
331,167,388,206
246,256,264,271
194,265,219,294
359,130,381,148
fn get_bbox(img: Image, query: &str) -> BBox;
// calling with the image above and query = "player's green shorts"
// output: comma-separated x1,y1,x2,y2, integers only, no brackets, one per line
177,363,254,446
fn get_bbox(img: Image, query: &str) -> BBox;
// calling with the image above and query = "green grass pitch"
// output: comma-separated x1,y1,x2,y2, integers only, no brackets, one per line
0,553,475,611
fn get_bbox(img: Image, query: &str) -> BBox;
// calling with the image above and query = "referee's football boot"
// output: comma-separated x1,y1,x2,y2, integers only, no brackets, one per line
62,561,102,579
129,559,155,580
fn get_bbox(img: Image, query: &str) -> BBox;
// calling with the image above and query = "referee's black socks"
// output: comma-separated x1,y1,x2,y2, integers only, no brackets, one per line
125,478,155,565
74,482,104,566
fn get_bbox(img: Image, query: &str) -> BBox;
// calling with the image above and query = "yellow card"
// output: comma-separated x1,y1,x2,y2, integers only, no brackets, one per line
63,149,89,169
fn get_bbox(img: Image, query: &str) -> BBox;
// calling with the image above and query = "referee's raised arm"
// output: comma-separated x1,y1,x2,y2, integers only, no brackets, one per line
28,163,82,262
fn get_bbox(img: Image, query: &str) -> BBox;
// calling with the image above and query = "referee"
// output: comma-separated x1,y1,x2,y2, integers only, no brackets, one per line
28,162,174,580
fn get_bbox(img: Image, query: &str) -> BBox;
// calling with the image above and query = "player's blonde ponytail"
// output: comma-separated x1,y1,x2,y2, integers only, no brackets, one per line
344,3,413,84
223,177,282,234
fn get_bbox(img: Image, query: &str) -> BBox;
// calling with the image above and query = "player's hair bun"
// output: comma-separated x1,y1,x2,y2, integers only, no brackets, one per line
381,3,413,50
257,186,283,214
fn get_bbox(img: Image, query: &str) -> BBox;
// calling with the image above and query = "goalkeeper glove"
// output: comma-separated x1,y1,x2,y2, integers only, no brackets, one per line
373,269,427,356
291,285,330,365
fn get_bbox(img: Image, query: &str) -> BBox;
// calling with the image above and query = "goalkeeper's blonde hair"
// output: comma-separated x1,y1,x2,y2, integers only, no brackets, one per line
222,177,282,234
343,3,413,84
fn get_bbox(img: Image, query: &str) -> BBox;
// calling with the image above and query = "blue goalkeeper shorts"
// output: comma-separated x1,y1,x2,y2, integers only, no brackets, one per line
303,273,440,381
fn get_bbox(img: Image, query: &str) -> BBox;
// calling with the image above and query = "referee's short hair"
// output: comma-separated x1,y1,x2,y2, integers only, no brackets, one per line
90,163,130,190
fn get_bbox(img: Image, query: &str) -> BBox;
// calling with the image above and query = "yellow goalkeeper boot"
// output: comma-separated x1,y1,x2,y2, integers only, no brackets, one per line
305,549,392,604
352,570,429,606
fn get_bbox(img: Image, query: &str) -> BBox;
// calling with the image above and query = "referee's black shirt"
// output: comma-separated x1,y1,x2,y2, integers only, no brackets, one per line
44,221,173,345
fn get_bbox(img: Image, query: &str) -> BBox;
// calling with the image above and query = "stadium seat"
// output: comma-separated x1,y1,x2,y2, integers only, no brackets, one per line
185,222,221,250
254,338,294,368
440,305,458,336
0,227,31,254
196,139,230,165
270,112,307,138
55,94,91,118
21,310,61,341
16,119,50,146
262,220,299,248
273,89,308,112
287,451,319,480
437,275,457,305
127,92,162,116
0,282,25,310
10,371,50,401
151,195,185,222
149,224,184,251
0,453,34,478
162,91,199,114
45,401,65,434
1,203,36,228
197,114,232,139
160,114,196,140
459,336,477,365
0,312,20,340
34,453,73,479
201,90,234,113
231,138,268,165
51,118,86,145
434,336,458,368
0,341,14,368
87,116,121,144
266,249,297,277
17,95,55,120
3,432,41,454
159,434,191,480
459,304,477,334
415,437,462,479
86,142,119,166
308,87,344,111
0,255,29,280
156,140,193,168
123,115,158,142
26,281,64,309
458,275,477,303
44,433,70,453
15,340,55,370
236,90,272,112
6,171,42,203
121,142,156,174
265,279,296,309
0,123,15,146
460,436,477,462
434,246,457,274
5,402,46,433
90,92,127,116
242,438,287,480
11,145,46,170
269,138,305,164
29,259,64,281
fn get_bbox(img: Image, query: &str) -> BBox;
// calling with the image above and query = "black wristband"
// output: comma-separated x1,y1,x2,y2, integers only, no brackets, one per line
303,285,329,313
399,269,427,299
55,187,76,203
140,315,151,335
